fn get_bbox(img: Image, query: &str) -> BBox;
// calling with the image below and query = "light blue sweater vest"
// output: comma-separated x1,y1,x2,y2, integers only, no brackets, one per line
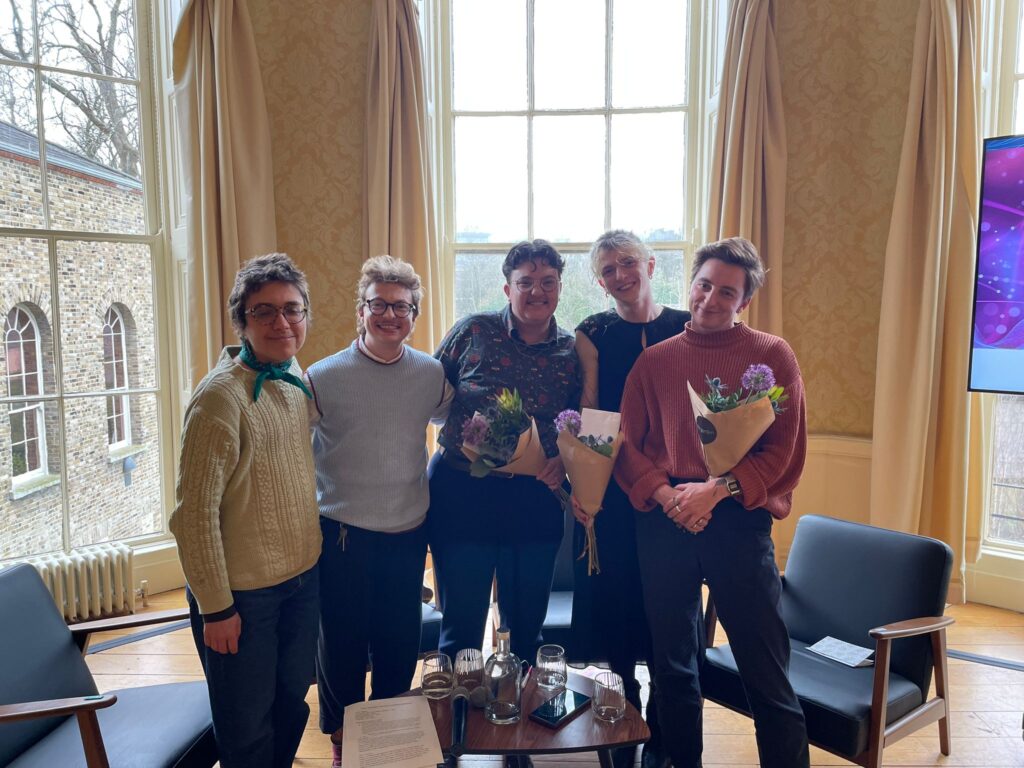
308,342,448,532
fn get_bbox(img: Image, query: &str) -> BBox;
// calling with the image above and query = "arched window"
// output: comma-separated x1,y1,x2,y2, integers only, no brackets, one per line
102,306,131,448
4,306,47,481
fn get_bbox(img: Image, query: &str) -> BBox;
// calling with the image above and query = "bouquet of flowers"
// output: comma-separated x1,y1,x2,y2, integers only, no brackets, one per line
461,388,547,478
555,407,622,575
686,364,788,476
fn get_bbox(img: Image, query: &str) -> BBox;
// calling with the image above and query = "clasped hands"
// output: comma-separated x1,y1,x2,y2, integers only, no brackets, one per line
654,480,722,535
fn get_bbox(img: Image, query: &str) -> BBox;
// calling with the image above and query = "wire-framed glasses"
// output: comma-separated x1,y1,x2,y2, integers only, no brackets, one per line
513,277,560,293
247,303,309,326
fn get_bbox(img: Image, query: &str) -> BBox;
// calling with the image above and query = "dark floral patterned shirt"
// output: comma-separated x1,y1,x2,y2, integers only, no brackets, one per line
435,305,581,458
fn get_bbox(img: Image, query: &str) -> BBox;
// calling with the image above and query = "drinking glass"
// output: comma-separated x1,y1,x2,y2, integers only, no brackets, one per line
421,651,454,699
535,644,567,690
455,647,485,690
593,671,626,723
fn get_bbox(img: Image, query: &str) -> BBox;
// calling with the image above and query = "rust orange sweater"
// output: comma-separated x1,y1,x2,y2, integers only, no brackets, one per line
614,322,807,519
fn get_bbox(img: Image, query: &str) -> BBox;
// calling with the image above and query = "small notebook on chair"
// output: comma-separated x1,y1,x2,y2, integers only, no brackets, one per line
807,636,875,667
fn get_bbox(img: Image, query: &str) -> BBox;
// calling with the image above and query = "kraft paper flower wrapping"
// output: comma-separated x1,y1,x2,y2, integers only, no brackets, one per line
462,416,547,477
686,381,775,476
555,408,622,575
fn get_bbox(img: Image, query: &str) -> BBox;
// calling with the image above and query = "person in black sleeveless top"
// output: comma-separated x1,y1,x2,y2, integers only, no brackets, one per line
572,230,688,768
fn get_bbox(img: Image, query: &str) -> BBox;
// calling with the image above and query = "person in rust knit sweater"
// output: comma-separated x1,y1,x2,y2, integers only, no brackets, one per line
615,237,809,768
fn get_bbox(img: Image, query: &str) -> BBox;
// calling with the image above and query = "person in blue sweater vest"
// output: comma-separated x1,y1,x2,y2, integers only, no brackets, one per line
306,255,452,767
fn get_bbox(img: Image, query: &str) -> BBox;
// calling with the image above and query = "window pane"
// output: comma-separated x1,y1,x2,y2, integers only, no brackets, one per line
1,399,63,557
533,115,604,242
554,251,610,331
67,393,161,547
455,117,527,242
0,1,35,63
649,249,686,308
534,0,604,109
1016,81,1024,135
1,238,56,393
38,0,137,79
611,112,685,240
42,73,144,233
453,0,525,110
0,65,46,227
612,0,688,107
453,252,508,320
988,394,1024,545
58,240,156,393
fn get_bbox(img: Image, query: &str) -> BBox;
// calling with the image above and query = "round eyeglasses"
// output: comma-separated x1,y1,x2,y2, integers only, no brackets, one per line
365,298,417,318
247,304,309,326
513,277,560,293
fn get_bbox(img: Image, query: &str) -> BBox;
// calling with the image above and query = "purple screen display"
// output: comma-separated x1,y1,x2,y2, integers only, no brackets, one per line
970,136,1024,393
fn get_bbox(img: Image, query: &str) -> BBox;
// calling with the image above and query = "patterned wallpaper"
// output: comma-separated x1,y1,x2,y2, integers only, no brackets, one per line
248,0,370,367
248,0,920,436
778,0,918,436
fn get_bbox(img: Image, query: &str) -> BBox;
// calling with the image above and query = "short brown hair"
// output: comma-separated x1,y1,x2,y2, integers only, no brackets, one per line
690,237,765,300
356,255,423,335
227,253,311,336
501,240,565,281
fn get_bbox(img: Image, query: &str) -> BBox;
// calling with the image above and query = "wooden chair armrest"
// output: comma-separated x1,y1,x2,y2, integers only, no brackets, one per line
0,694,116,724
869,615,954,640
71,607,190,652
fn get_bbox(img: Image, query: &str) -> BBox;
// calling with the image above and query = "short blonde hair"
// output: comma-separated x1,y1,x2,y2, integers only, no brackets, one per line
356,255,423,334
588,230,652,279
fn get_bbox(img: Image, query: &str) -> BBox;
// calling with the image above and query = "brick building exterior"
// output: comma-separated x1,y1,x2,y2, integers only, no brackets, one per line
0,121,162,559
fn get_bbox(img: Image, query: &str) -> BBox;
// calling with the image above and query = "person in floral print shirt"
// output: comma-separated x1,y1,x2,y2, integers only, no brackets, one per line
429,241,580,714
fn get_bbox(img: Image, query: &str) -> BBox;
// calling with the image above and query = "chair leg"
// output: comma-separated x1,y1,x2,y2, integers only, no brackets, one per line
865,639,892,768
932,628,952,756
76,709,110,768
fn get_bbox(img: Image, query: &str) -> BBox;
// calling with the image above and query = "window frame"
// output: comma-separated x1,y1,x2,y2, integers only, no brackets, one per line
0,0,184,558
425,0,729,329
965,0,1024,612
102,304,132,451
4,304,48,486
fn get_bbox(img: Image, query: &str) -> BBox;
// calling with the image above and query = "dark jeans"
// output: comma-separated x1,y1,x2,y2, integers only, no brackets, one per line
635,497,809,768
428,455,562,663
316,518,427,733
186,566,319,768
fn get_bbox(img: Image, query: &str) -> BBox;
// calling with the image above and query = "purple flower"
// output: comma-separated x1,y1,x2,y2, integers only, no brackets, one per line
462,414,490,447
554,409,582,437
741,364,776,393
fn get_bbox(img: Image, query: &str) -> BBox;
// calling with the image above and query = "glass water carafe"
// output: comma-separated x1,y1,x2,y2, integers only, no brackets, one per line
484,627,522,724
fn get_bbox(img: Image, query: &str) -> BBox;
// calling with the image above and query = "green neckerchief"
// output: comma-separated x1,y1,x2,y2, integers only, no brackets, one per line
238,343,313,403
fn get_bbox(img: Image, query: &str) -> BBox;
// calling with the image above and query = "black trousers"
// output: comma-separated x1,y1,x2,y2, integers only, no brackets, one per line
635,497,809,768
316,518,427,733
428,454,562,664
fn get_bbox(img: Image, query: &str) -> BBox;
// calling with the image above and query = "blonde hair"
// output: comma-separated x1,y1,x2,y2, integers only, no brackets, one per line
588,230,652,279
356,255,423,334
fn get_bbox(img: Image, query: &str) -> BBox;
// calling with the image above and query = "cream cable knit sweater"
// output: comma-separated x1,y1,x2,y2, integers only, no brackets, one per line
170,347,321,615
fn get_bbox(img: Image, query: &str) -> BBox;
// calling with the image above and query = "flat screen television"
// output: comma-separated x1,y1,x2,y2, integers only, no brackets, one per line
968,134,1024,394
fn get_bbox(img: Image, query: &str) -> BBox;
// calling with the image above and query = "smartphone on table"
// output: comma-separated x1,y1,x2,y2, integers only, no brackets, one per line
528,687,592,729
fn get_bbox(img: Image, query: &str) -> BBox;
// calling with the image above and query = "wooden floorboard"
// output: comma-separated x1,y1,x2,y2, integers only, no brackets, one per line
82,591,1024,767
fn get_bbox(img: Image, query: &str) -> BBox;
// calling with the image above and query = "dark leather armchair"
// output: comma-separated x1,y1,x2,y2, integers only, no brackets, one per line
701,514,954,768
0,563,217,768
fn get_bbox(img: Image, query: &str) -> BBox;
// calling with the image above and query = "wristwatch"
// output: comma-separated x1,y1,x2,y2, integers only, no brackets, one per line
718,473,742,497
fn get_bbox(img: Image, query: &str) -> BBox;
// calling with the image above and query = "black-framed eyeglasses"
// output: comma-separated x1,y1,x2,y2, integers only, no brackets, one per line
247,303,308,326
513,277,560,293
365,298,417,318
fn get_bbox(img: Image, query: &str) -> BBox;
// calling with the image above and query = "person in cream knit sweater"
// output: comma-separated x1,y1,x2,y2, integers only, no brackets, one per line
170,253,321,768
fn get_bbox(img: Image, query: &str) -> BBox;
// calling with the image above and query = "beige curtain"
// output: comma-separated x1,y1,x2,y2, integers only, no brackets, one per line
706,0,787,335
365,0,444,355
869,0,982,602
173,0,278,385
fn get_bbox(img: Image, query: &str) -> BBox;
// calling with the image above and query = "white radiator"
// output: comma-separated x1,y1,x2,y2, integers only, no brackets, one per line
18,543,136,622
